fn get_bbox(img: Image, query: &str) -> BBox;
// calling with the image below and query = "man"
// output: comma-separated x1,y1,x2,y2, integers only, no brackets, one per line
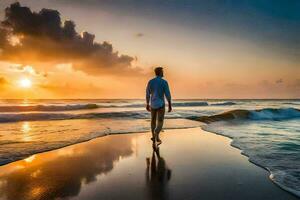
146,67,172,144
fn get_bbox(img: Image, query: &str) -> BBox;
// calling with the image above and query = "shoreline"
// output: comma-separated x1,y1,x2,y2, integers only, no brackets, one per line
0,127,298,200
200,124,300,198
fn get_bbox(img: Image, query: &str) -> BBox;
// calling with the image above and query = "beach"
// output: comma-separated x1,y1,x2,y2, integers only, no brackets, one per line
0,1,299,199
0,127,297,200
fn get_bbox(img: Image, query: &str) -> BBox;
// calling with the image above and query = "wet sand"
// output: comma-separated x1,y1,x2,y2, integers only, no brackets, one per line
0,128,297,200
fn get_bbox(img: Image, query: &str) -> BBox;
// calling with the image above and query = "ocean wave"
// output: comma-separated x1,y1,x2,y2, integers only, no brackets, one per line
173,101,209,106
0,109,210,123
249,108,300,120
122,101,239,107
0,103,99,112
0,101,213,113
282,102,300,106
210,101,236,106
189,108,300,123
118,101,210,107
1,107,299,123
0,111,149,123
93,101,210,108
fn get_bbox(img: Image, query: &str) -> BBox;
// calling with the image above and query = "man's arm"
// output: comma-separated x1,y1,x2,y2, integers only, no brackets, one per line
146,81,151,112
164,81,172,112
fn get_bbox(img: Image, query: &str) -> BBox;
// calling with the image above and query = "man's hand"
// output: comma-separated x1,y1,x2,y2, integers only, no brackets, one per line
168,105,172,112
146,104,151,112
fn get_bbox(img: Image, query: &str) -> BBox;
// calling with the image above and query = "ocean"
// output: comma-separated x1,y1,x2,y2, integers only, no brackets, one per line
0,99,299,196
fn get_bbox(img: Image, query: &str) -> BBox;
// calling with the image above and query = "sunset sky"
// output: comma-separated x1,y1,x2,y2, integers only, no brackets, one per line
0,0,299,99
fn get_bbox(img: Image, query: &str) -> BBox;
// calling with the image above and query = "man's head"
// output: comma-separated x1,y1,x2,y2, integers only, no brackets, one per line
154,67,164,77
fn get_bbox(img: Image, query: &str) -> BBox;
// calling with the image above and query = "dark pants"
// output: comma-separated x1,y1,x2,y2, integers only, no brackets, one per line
151,107,165,138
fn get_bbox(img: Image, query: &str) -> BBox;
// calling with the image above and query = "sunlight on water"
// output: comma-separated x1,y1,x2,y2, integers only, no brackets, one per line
21,122,32,142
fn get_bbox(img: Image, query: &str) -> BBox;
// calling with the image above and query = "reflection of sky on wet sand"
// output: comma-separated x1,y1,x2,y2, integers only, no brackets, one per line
0,128,297,200
0,135,134,200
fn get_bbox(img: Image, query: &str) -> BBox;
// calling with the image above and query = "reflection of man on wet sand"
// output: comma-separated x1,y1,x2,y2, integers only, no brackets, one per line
146,147,172,199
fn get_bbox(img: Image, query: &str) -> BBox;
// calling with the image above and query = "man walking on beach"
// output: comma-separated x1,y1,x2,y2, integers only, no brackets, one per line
146,67,172,144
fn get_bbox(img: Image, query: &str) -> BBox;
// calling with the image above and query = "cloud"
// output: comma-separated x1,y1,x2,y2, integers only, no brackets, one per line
9,64,48,77
135,33,144,38
0,2,140,76
275,78,283,84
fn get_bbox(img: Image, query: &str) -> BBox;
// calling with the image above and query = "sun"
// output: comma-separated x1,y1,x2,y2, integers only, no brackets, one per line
19,78,32,88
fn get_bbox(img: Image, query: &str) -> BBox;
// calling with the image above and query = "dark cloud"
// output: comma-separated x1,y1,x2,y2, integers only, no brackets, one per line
0,28,8,47
135,33,144,38
275,78,283,84
0,2,139,75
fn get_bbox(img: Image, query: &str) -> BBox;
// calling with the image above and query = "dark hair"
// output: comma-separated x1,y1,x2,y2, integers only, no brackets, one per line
154,67,163,76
